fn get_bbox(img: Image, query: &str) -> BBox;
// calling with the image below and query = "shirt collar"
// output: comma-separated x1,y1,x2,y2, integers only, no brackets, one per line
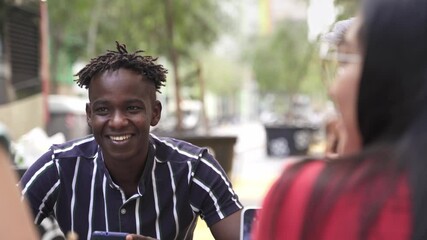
97,137,156,196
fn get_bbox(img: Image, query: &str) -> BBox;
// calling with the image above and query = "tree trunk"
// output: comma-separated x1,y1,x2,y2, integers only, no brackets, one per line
50,35,61,94
164,0,183,132
87,0,103,58
197,61,210,134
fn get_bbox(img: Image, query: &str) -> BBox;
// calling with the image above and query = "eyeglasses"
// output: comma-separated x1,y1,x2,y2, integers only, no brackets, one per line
320,44,362,88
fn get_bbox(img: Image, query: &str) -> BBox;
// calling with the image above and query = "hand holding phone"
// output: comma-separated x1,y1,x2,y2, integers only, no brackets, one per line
91,231,158,240
240,207,261,240
91,231,128,240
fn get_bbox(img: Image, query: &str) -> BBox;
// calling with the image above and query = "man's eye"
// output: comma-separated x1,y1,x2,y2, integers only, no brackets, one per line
128,106,142,111
95,107,108,113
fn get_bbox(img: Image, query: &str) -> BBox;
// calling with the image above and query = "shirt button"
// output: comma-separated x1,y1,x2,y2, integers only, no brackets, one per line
120,208,126,215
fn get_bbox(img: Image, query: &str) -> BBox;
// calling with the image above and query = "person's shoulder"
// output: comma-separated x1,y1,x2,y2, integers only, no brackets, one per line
283,157,325,174
51,135,98,159
265,158,326,204
150,133,205,162
282,158,326,187
254,159,326,239
264,158,326,203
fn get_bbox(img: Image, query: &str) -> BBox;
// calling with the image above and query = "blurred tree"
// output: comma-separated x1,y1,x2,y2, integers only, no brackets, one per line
250,19,313,95
47,0,93,91
175,51,244,130
247,18,321,121
299,49,327,97
200,53,243,97
47,0,232,131
334,0,359,20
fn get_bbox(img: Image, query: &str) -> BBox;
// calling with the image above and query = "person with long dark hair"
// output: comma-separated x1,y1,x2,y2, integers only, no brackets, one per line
253,0,427,239
320,18,355,157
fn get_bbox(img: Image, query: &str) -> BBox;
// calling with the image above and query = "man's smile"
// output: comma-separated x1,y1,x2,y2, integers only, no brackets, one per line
109,134,132,142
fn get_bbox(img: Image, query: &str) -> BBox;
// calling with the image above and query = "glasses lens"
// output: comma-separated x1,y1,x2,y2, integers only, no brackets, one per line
320,44,361,88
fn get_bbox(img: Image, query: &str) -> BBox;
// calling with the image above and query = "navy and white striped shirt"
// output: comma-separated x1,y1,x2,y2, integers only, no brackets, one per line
20,134,242,240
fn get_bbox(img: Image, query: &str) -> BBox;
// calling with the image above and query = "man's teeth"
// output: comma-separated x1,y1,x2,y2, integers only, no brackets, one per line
110,135,131,141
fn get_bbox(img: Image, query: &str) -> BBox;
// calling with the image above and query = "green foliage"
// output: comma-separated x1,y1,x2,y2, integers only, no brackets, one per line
334,0,359,20
48,0,231,60
201,53,244,96
175,52,244,100
47,0,233,86
48,0,93,60
250,19,314,95
299,47,328,99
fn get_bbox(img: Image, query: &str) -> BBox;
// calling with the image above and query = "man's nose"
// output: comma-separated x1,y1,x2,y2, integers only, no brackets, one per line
109,111,128,128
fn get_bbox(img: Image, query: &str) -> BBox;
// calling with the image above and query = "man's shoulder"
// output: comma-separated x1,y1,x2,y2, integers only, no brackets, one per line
51,135,98,159
150,133,206,162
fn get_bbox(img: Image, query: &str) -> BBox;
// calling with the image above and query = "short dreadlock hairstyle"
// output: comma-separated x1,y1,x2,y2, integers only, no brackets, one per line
75,41,167,93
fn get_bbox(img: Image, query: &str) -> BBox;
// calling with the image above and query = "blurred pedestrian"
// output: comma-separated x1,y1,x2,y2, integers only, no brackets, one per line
20,42,242,240
253,0,427,238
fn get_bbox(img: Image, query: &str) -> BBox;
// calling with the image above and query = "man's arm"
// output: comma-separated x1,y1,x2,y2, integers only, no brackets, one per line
210,209,242,240
191,149,244,239
20,149,60,223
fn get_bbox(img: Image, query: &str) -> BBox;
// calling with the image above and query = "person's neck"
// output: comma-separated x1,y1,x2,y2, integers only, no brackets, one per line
105,155,147,197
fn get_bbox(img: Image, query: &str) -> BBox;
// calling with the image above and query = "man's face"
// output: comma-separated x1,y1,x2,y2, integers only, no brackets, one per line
86,68,161,163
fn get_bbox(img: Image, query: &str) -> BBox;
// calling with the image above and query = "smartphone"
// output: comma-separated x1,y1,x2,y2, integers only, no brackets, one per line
91,231,128,240
240,206,261,240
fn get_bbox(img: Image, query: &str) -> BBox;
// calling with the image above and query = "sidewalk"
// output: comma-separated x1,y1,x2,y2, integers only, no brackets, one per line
193,121,296,239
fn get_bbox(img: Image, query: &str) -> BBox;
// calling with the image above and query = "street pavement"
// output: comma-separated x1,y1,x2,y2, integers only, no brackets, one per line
218,121,288,206
193,121,299,239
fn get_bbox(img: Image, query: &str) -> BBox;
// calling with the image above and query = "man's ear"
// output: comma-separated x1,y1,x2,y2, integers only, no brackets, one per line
151,100,162,126
85,103,92,128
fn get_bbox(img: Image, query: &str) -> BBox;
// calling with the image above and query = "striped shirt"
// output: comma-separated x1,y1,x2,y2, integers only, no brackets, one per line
20,134,242,240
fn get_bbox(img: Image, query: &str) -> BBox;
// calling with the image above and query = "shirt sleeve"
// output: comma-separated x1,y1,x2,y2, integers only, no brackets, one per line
19,148,61,224
190,148,243,226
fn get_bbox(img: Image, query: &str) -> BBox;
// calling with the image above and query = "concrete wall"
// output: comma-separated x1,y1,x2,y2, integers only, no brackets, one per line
0,93,44,140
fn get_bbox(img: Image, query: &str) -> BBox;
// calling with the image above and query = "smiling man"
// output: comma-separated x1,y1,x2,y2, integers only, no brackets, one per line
20,42,242,240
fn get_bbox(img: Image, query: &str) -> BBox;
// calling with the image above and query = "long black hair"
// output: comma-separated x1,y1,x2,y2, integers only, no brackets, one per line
266,0,427,239
359,0,427,238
